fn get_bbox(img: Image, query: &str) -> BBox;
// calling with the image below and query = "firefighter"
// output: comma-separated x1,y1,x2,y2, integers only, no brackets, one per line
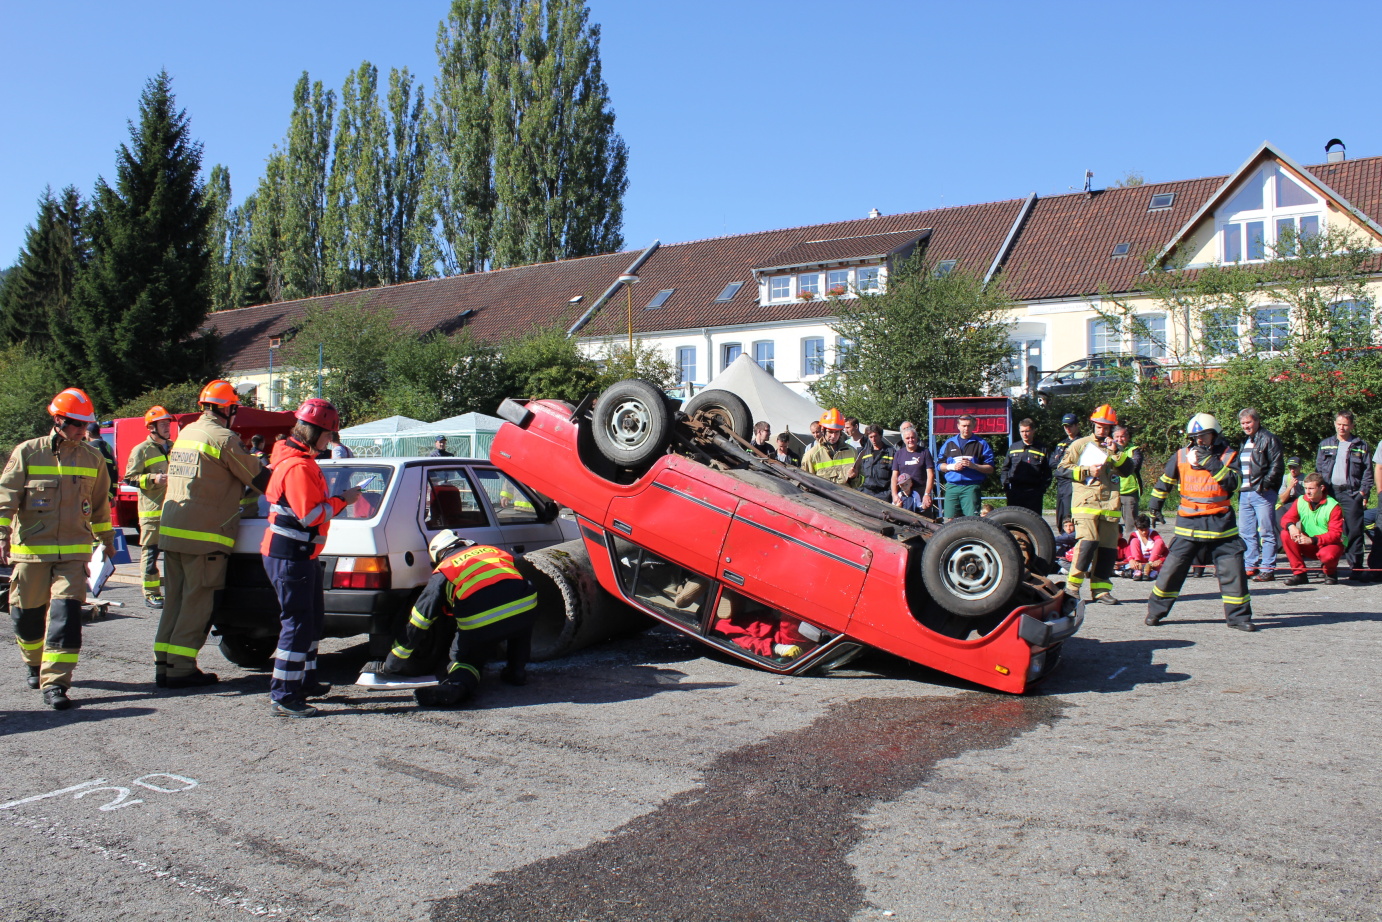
261,398,360,717
1145,413,1256,632
1056,404,1135,605
124,406,174,608
157,380,270,688
365,530,538,708
1052,413,1082,528
802,408,857,486
0,388,116,709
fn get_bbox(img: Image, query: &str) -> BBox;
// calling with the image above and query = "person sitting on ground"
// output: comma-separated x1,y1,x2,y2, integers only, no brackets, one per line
979,502,995,517
1280,472,1345,586
772,433,801,466
1053,518,1078,560
1123,514,1168,582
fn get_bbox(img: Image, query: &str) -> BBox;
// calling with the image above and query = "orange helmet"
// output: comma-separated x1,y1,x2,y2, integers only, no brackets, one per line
1090,404,1118,426
48,388,97,423
819,408,847,431
145,405,173,427
198,379,239,407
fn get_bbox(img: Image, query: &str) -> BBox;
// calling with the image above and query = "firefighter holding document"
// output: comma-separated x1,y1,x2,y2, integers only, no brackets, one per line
1056,405,1134,605
1145,413,1256,631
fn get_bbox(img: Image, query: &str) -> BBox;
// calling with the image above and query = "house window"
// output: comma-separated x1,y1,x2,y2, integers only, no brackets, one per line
1203,309,1241,358
271,378,285,410
856,267,880,291
1111,243,1131,258
676,346,696,383
1253,306,1289,352
834,336,854,367
715,281,743,302
1133,313,1167,359
1148,192,1176,211
1089,318,1119,355
646,288,674,309
769,276,792,301
1331,300,1373,347
802,337,826,376
753,341,775,376
826,269,851,296
1219,165,1323,263
721,343,742,370
798,273,821,297
934,260,957,277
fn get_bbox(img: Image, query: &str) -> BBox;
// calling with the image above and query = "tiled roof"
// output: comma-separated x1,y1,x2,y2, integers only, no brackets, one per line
756,229,932,272
210,153,1382,374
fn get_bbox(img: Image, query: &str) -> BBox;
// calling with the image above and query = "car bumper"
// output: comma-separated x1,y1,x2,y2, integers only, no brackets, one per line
1014,596,1083,685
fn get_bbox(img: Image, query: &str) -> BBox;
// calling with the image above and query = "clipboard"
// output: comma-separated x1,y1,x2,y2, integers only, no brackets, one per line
87,544,115,598
1077,442,1109,467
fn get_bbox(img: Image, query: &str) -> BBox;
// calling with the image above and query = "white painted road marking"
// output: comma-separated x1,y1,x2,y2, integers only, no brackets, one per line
0,773,199,811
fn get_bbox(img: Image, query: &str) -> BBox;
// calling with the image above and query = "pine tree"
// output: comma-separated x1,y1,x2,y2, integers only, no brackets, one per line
0,186,88,347
59,72,218,409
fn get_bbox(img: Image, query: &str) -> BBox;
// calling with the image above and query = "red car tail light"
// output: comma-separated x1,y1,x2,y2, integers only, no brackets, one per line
333,556,391,590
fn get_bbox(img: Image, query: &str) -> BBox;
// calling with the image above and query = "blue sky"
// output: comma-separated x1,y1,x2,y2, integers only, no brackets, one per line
4,0,1381,267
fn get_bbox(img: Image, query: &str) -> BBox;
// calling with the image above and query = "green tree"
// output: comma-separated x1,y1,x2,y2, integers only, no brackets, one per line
110,380,206,420
281,300,396,425
0,186,89,347
379,331,512,420
0,343,61,454
55,72,219,408
811,257,1015,428
431,0,628,271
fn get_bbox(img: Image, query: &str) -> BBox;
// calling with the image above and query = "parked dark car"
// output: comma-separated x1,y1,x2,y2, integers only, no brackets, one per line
1036,354,1167,405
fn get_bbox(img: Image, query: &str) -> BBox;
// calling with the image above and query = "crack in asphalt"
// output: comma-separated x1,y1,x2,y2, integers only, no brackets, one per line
429,693,1063,922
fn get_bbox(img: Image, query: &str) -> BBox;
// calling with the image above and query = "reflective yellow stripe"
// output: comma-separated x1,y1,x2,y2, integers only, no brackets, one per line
1222,594,1249,604
457,593,538,630
154,642,200,657
143,579,162,588
240,496,258,506
1152,586,1179,599
1065,575,1084,587
1212,465,1233,483
27,465,98,477
447,661,481,680
158,525,234,547
1173,525,1239,540
408,607,433,630
42,652,78,663
452,559,522,597
16,638,44,651
12,543,94,555
1150,489,1169,499
138,509,161,519
92,522,112,533
143,455,166,468
172,437,222,459
1073,507,1123,520
390,643,414,659
0,517,10,527
1090,581,1113,592
812,456,856,470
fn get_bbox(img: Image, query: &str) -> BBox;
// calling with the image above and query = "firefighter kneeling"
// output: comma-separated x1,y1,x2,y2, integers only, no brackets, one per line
1145,413,1256,632
370,530,538,707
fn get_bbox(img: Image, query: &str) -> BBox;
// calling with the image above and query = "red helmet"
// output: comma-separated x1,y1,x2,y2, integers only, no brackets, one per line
145,405,173,427
294,397,340,432
48,388,97,423
199,379,239,407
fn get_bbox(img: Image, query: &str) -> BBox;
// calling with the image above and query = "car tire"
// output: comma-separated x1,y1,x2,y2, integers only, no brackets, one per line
985,505,1057,575
591,379,671,470
920,517,1023,618
683,389,753,442
217,633,276,669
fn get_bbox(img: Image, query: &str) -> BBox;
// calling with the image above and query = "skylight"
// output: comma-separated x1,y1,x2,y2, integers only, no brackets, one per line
645,288,674,309
715,281,743,302
1111,243,1131,257
934,260,957,277
568,295,583,303
1148,192,1175,211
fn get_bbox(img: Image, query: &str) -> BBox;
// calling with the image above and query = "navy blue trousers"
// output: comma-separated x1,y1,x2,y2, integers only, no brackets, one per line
264,556,325,704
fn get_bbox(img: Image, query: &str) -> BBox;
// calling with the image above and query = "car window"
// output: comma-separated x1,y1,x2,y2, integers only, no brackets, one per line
471,468,542,525
322,465,393,520
708,587,832,666
425,468,488,530
610,535,708,630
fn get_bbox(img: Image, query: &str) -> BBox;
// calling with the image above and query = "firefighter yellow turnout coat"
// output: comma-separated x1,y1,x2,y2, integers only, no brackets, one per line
802,440,859,486
159,412,266,554
0,433,115,561
124,436,169,544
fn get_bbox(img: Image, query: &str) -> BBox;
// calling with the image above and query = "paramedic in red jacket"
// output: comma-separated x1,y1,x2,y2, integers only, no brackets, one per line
1280,472,1345,585
260,398,359,717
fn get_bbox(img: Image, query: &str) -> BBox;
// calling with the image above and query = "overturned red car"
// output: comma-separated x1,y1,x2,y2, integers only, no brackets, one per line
491,381,1080,693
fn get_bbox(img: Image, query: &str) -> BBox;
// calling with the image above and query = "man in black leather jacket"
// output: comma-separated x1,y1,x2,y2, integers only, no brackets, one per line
1236,408,1284,581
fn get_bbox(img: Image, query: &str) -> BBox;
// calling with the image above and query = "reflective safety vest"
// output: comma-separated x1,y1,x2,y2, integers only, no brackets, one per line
802,441,857,486
0,432,115,561
1176,446,1237,517
1294,494,1339,538
436,544,536,630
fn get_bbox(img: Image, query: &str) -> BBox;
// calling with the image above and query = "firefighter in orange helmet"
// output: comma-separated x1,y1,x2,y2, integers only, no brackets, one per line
156,380,270,688
1055,404,1135,605
0,388,116,709
802,408,858,487
124,406,174,608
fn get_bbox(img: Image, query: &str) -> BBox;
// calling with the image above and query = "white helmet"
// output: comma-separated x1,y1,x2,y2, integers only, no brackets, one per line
428,529,473,564
1186,413,1220,436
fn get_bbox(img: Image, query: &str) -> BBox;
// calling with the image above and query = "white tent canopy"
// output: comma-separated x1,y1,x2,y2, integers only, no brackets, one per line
699,353,826,435
338,415,427,436
338,412,504,458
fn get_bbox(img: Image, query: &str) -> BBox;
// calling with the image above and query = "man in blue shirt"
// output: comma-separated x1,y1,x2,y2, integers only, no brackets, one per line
938,414,995,519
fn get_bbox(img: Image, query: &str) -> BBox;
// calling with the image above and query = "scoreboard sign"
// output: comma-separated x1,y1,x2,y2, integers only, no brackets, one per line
929,396,1011,438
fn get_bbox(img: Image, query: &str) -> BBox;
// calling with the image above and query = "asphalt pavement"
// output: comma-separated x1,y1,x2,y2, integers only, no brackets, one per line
0,566,1378,922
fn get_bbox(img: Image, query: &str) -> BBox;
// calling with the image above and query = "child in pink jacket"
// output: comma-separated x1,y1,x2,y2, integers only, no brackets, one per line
1123,514,1168,581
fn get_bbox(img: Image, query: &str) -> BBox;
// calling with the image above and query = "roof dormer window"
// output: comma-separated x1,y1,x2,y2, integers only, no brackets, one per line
1218,165,1323,264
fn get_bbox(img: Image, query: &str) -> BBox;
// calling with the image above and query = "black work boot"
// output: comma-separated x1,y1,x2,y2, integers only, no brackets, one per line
43,686,72,710
25,666,40,690
166,670,219,689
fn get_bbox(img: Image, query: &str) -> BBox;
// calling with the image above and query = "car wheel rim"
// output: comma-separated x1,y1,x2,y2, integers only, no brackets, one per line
940,540,1003,600
606,398,654,449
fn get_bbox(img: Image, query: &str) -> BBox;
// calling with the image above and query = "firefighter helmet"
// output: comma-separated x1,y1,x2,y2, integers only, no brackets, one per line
819,408,847,431
1090,404,1119,426
144,405,174,427
48,388,97,423
198,379,240,407
428,529,475,565
294,398,340,432
1186,412,1220,435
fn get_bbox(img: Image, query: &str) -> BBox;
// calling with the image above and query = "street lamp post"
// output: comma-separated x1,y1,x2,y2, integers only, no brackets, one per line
618,274,640,362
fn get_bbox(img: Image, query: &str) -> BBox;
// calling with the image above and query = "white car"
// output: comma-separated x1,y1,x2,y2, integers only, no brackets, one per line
213,457,579,667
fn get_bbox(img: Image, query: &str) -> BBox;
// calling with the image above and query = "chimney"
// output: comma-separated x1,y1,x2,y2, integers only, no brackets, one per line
868,208,881,219
1083,170,1094,196
1326,138,1346,163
